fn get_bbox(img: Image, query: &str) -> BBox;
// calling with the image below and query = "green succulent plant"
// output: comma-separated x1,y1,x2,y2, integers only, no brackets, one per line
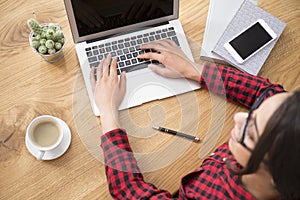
27,18,65,55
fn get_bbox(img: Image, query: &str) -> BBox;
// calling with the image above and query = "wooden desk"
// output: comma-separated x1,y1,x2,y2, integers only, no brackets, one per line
0,0,299,199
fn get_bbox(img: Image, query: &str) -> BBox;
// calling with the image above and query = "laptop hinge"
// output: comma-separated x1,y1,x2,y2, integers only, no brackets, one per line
86,21,169,44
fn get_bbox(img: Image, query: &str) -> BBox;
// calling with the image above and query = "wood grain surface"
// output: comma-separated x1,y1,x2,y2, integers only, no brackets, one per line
0,0,299,199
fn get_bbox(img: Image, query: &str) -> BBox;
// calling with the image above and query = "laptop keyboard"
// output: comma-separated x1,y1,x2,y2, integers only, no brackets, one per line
85,26,180,76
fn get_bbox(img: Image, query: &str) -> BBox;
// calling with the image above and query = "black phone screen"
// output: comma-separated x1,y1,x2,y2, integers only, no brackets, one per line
229,22,273,59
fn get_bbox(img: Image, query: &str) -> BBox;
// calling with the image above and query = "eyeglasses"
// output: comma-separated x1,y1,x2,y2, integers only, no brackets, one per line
237,89,272,151
237,109,259,151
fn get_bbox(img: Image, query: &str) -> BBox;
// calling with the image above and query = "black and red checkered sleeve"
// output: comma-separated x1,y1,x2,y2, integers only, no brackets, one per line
101,129,174,199
178,143,256,199
199,63,285,108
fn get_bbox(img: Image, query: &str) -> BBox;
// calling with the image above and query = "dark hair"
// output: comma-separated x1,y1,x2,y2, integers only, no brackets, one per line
228,90,300,199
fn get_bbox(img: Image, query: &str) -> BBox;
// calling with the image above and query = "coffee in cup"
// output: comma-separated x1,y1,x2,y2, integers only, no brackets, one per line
26,115,64,160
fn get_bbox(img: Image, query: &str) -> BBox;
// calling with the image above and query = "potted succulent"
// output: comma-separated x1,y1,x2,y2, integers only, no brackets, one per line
27,18,65,62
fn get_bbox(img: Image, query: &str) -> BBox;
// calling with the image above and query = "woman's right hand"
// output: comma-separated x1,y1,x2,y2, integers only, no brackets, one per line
138,39,203,82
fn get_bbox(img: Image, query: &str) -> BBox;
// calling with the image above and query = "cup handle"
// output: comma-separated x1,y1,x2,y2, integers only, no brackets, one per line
36,150,45,160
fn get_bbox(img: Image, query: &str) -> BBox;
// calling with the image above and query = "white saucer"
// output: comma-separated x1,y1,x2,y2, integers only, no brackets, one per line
25,118,71,160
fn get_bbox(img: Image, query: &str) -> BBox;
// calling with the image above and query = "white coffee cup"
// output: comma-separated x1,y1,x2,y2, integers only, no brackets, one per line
26,115,64,160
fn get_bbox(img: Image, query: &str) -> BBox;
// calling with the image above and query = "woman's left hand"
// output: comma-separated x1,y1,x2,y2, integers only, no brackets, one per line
90,55,126,132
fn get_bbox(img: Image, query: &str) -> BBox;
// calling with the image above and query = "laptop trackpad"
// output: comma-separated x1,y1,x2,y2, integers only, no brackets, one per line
119,70,198,110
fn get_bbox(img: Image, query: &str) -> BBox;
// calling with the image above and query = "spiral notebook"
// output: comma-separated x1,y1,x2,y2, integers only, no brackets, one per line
212,0,286,75
200,0,257,64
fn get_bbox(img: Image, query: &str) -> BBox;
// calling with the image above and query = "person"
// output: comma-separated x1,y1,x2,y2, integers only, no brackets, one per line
90,39,300,199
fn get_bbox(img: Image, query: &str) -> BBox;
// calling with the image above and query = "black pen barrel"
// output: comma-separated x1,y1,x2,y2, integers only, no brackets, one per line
164,128,195,141
164,128,176,135
155,126,200,142
176,132,196,140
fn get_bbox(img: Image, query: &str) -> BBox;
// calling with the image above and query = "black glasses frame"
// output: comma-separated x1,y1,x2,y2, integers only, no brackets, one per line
238,89,273,151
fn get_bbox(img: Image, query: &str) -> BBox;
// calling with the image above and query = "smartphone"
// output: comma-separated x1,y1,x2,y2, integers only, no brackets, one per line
224,19,277,64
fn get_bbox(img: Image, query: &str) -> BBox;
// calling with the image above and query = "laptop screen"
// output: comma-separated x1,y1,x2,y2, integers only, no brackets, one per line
66,0,176,42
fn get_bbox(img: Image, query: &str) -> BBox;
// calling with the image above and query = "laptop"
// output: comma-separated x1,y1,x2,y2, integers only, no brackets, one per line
64,0,200,116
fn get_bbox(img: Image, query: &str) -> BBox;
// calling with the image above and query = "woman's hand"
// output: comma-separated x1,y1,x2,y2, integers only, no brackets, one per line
138,39,203,82
90,55,126,133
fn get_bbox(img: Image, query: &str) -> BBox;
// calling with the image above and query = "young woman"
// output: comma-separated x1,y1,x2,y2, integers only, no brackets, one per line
90,39,300,199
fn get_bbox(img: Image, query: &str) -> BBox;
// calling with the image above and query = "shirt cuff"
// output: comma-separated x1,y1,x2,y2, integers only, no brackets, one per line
101,128,129,149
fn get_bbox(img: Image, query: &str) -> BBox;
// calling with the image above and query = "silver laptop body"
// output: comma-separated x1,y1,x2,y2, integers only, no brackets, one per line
64,0,200,116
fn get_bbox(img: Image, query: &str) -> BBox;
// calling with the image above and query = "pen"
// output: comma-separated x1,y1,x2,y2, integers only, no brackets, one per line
152,125,200,143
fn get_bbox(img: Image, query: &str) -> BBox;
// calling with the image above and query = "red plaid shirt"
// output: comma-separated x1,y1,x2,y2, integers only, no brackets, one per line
101,63,285,199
